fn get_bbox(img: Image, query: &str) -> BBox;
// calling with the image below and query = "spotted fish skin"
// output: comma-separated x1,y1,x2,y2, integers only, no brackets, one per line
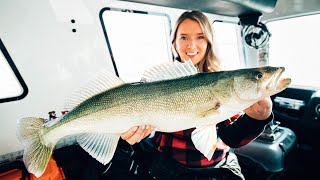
17,60,291,177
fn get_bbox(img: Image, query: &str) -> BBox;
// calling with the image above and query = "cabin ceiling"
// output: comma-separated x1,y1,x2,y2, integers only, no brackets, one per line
119,0,320,21
119,0,278,17
262,0,320,21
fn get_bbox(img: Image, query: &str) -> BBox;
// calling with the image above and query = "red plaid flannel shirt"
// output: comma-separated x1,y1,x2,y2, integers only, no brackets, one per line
153,113,271,167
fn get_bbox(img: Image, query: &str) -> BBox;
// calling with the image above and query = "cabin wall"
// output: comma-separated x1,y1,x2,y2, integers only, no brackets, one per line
0,0,238,158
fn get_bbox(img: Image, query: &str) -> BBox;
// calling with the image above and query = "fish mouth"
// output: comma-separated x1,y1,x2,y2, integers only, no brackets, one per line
267,67,291,92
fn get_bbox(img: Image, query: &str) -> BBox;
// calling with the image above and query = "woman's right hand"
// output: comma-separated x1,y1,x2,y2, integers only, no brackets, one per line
121,125,155,145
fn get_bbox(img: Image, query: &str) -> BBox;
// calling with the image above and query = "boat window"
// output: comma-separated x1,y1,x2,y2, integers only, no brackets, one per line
267,14,320,88
213,21,241,70
0,38,28,103
100,8,172,83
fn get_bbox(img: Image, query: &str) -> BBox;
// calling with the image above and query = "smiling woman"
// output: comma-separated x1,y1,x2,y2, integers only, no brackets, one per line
171,11,221,72
173,18,209,65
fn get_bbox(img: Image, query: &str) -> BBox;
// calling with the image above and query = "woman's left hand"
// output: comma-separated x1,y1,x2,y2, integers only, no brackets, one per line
244,97,273,120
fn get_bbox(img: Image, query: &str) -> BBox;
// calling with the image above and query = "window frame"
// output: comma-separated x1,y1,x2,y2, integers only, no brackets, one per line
99,7,172,82
0,38,28,103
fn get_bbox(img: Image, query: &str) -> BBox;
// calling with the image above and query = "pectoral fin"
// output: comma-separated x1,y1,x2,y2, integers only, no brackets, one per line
191,125,218,160
77,133,120,165
198,101,220,117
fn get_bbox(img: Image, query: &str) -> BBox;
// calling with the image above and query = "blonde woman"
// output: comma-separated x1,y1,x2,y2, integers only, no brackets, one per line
104,11,273,180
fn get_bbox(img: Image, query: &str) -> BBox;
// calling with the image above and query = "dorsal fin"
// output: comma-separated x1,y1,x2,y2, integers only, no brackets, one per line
64,71,125,111
141,60,199,82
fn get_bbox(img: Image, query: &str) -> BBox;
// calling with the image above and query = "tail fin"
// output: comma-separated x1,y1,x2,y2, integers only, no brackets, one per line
17,117,54,178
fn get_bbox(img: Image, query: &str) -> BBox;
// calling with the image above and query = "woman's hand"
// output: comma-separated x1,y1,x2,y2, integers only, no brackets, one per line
244,97,273,120
121,125,155,145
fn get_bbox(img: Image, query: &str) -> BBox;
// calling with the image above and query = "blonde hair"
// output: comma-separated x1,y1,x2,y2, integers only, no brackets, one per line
171,11,221,72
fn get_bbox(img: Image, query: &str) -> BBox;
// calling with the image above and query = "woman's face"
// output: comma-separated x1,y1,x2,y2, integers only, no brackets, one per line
174,19,208,66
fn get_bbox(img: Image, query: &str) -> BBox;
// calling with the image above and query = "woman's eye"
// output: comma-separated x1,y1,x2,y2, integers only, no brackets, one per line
180,36,187,40
197,36,205,40
256,73,263,79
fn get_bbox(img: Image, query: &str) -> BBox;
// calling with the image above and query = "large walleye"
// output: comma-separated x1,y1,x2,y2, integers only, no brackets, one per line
17,60,291,177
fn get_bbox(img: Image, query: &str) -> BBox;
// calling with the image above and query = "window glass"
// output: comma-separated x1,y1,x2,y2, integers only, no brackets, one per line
101,9,172,83
267,14,320,87
0,39,27,103
0,54,22,98
213,22,241,70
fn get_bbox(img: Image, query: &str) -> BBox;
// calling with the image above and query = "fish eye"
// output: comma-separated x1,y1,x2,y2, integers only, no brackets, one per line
256,72,263,79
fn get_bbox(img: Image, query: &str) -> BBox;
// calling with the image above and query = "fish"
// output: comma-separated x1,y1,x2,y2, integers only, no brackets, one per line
16,60,291,177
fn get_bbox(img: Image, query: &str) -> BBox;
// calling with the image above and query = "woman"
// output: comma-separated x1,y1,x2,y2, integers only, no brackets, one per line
104,10,273,180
